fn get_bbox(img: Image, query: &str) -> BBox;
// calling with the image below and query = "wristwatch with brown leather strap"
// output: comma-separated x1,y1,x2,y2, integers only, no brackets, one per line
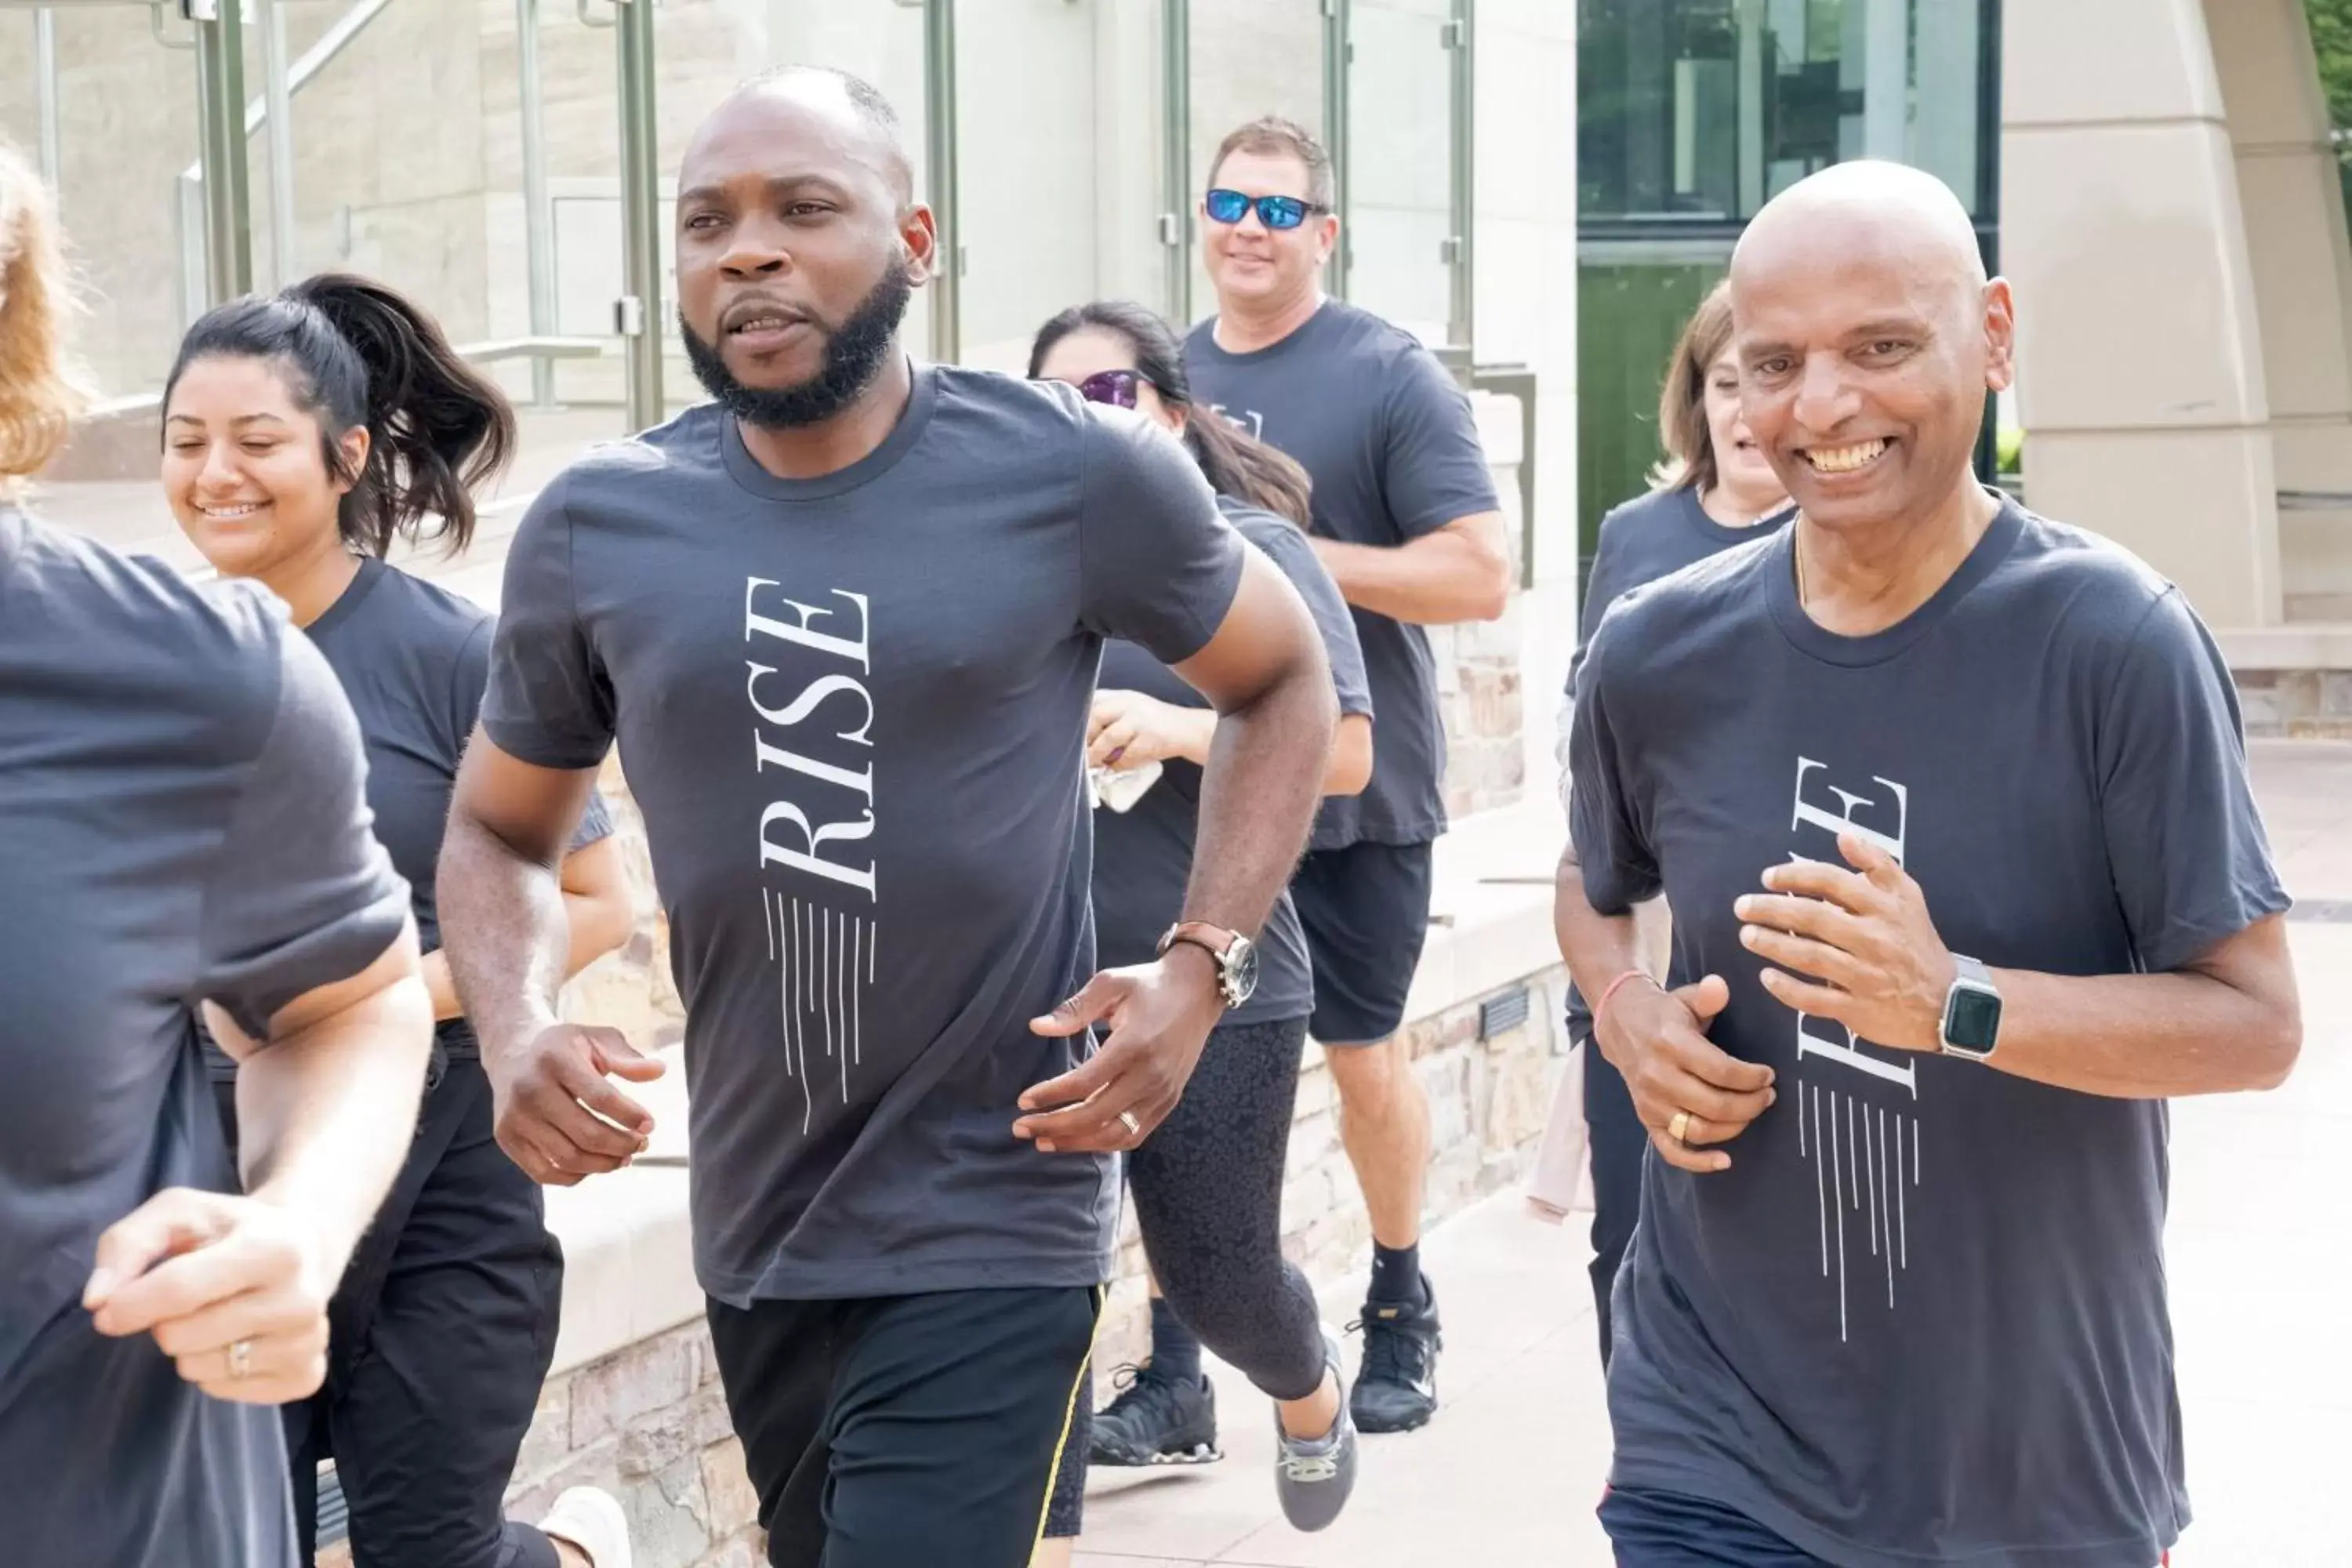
1156,921,1260,1011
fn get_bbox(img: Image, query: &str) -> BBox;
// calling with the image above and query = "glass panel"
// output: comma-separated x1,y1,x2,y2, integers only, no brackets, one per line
1348,0,1453,347
956,0,1166,375
2,4,201,401
1577,0,1994,226
1573,249,1731,583
1188,0,1326,324
0,1,205,563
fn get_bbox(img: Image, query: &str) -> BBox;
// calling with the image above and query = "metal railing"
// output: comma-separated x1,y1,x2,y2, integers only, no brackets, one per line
67,336,610,430
174,0,394,315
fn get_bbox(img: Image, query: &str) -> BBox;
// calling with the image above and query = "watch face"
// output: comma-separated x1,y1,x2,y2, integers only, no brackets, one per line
1944,982,2002,1054
1226,937,1260,1007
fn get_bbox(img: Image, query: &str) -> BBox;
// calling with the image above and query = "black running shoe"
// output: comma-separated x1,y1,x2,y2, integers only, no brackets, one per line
1348,1274,1442,1433
1088,1360,1223,1467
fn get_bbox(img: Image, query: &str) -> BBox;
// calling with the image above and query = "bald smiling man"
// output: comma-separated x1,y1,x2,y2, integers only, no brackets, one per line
434,67,1338,1568
1557,161,2302,1566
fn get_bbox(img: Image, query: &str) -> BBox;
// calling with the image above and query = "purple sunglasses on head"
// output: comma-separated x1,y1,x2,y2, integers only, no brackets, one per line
1072,368,1148,408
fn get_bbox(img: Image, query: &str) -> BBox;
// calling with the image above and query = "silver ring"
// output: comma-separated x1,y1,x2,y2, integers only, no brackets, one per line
1118,1110,1142,1138
227,1338,255,1381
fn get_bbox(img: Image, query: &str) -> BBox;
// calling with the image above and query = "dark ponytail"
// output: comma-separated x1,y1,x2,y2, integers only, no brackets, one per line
1029,299,1314,532
165,272,515,557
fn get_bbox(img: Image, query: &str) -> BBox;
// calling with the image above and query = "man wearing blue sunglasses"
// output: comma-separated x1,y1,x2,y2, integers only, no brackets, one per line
1181,115,1512,1443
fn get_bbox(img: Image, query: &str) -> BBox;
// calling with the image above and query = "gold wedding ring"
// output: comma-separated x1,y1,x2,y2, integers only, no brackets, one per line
1118,1110,1142,1138
227,1338,255,1381
1668,1110,1693,1145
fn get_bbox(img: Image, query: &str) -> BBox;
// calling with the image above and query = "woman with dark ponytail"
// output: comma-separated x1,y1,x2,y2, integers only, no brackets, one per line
162,274,638,1568
1027,300,1377,1552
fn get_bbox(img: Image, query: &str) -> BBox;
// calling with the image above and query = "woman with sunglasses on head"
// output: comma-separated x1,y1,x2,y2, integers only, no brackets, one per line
1547,278,1793,1373
162,273,639,1568
1027,299,1376,1558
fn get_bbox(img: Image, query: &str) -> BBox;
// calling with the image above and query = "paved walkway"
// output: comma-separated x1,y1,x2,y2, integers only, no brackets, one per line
1073,740,2352,1568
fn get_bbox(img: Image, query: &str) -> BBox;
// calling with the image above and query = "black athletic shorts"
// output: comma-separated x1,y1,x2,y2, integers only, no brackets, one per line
705,1285,1100,1568
1290,840,1436,1046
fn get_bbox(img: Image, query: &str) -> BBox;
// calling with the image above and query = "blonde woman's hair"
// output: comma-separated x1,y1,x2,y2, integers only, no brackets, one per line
1646,279,1737,495
0,139,88,497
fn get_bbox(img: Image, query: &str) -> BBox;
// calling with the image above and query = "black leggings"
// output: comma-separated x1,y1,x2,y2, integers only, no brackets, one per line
1045,1014,1325,1537
216,1054,564,1568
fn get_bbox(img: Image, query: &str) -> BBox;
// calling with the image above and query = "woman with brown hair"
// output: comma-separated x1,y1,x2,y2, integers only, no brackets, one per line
1555,278,1794,1369
1027,299,1376,1555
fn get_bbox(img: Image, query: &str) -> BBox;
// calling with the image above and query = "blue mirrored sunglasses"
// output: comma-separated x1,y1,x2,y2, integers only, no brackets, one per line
1203,188,1325,230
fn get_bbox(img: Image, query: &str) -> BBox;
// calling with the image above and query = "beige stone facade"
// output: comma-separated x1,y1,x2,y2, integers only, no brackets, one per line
2002,0,2352,666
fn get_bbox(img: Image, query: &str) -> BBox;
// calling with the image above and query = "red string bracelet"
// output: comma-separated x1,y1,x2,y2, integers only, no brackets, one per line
1593,968,1657,1030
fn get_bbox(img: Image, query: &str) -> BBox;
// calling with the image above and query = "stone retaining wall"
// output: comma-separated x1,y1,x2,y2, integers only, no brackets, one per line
2235,667,2352,739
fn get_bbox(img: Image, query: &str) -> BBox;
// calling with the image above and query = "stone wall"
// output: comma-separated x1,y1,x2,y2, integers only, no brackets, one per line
2235,667,2352,739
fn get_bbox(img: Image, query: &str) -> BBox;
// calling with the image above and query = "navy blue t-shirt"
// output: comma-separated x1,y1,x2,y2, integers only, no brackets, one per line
1570,498,2288,1567
1561,485,1792,1041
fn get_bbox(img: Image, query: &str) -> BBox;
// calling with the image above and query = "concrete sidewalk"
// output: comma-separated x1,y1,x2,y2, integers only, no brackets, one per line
1073,740,2352,1568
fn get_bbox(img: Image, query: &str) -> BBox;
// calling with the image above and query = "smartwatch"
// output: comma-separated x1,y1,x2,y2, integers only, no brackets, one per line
1156,922,1260,1011
1939,954,2002,1061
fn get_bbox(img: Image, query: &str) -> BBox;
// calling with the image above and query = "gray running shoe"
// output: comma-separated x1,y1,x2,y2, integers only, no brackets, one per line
1273,1331,1359,1532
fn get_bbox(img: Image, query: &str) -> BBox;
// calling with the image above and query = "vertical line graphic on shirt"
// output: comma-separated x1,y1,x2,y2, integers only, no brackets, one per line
751,576,878,1136
1828,1088,1846,1344
1812,1086,1827,1276
1896,1116,1908,1268
834,909,849,1102
1864,1100,1878,1256
1786,757,1925,1342
792,898,811,1132
820,909,835,1074
1878,1109,1894,1307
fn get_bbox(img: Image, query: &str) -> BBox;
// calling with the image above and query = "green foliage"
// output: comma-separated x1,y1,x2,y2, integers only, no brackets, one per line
2309,0,2352,132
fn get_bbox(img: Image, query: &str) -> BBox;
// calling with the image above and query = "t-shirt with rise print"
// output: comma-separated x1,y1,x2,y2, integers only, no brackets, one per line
1185,299,1497,851
0,506,410,1568
1570,497,2288,1568
1559,485,1793,1044
481,365,1247,1305
1092,496,1373,1028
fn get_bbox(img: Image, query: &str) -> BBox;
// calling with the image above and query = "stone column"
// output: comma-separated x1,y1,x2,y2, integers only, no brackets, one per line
2002,0,2283,629
2205,0,2352,611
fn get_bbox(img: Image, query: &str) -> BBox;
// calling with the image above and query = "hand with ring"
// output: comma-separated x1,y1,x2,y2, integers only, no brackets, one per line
1592,971,1776,1174
83,1186,338,1406
1012,947,1227,1154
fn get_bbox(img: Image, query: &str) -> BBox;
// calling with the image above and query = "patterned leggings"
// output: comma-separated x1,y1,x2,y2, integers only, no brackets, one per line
1044,1014,1326,1538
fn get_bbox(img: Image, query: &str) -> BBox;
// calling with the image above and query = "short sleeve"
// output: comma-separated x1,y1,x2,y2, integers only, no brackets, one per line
480,475,616,770
1562,509,1639,819
1254,522,1372,719
570,789,618,853
446,615,494,759
1379,347,1501,541
1077,408,1247,664
2095,588,2290,973
1567,612,1662,916
196,628,412,1038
